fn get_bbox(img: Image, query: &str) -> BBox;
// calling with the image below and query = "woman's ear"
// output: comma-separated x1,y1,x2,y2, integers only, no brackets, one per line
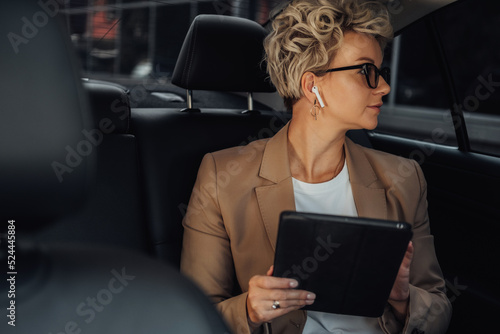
301,72,318,105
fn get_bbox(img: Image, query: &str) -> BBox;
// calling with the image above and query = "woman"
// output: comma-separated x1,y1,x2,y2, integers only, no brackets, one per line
181,0,452,333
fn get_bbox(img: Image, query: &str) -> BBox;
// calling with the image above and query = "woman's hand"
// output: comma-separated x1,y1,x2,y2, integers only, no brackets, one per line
388,241,414,322
246,266,316,329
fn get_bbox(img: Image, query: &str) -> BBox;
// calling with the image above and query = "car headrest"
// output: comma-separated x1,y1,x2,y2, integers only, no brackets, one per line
172,14,275,93
0,2,94,230
83,80,131,134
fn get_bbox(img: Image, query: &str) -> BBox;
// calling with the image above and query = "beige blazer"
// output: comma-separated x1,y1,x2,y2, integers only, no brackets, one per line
181,123,451,334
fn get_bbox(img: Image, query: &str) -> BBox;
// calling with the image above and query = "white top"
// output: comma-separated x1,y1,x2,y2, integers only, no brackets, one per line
292,161,357,217
292,161,383,334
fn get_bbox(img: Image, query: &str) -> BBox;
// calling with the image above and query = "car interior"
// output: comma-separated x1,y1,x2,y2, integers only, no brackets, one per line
1,0,499,333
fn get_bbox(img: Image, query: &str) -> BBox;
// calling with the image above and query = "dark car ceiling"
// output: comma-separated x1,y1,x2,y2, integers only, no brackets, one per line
384,0,456,33
268,0,457,34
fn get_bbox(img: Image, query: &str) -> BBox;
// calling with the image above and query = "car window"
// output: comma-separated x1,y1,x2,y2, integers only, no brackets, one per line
63,0,283,110
377,18,458,148
377,0,500,157
434,0,500,156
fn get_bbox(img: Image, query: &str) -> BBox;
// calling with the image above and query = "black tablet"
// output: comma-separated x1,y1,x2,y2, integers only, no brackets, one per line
273,211,413,317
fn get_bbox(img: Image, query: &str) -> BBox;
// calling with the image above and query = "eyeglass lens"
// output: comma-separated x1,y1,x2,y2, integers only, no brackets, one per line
366,64,390,88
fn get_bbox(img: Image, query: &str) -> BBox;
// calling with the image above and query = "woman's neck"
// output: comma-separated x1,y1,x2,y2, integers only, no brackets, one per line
287,116,346,184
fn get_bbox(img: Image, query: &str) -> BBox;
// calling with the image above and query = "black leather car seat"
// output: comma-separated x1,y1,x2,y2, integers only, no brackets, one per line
131,15,291,267
0,2,231,333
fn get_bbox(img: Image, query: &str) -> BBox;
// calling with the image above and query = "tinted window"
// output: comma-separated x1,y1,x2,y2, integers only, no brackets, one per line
435,0,500,156
62,0,282,110
377,19,458,147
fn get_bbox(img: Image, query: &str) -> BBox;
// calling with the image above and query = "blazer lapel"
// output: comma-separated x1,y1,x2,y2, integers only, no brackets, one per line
255,123,295,251
255,182,295,251
345,138,388,220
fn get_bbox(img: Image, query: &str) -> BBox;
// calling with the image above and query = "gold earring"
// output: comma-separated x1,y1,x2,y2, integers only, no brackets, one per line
310,99,321,120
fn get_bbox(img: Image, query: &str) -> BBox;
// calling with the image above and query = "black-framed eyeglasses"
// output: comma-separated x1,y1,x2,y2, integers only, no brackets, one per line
319,63,390,89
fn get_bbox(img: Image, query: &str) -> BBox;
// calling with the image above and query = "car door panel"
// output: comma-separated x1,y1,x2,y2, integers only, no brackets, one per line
369,132,500,331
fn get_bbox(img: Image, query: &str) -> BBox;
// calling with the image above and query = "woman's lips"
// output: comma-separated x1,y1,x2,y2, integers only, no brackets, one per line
368,103,383,112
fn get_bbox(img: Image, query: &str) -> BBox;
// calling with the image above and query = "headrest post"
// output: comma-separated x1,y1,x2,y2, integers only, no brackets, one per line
247,92,254,111
182,89,200,112
187,89,193,109
242,92,260,114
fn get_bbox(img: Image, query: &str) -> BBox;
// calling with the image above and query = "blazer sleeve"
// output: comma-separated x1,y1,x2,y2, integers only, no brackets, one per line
180,153,257,334
380,160,452,334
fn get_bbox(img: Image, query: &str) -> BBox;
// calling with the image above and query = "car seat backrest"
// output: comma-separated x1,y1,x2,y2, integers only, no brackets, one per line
132,108,290,266
84,80,131,134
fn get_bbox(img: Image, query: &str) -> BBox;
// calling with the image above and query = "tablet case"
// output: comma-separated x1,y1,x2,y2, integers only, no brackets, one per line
273,211,413,317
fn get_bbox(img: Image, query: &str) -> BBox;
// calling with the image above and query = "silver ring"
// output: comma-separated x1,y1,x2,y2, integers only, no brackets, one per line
272,300,280,309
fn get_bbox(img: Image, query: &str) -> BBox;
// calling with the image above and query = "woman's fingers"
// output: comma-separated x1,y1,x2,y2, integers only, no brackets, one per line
250,274,298,290
266,265,274,276
269,288,315,302
389,241,414,302
402,241,414,269
247,274,315,325
247,292,314,324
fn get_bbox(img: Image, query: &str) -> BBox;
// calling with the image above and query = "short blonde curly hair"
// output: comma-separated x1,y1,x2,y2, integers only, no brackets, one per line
264,0,393,110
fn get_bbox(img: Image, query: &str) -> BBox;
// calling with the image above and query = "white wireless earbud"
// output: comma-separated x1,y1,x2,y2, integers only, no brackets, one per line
311,86,325,108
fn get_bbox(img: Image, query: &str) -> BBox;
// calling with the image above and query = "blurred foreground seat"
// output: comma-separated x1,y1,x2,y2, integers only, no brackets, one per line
29,79,151,254
0,2,230,333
